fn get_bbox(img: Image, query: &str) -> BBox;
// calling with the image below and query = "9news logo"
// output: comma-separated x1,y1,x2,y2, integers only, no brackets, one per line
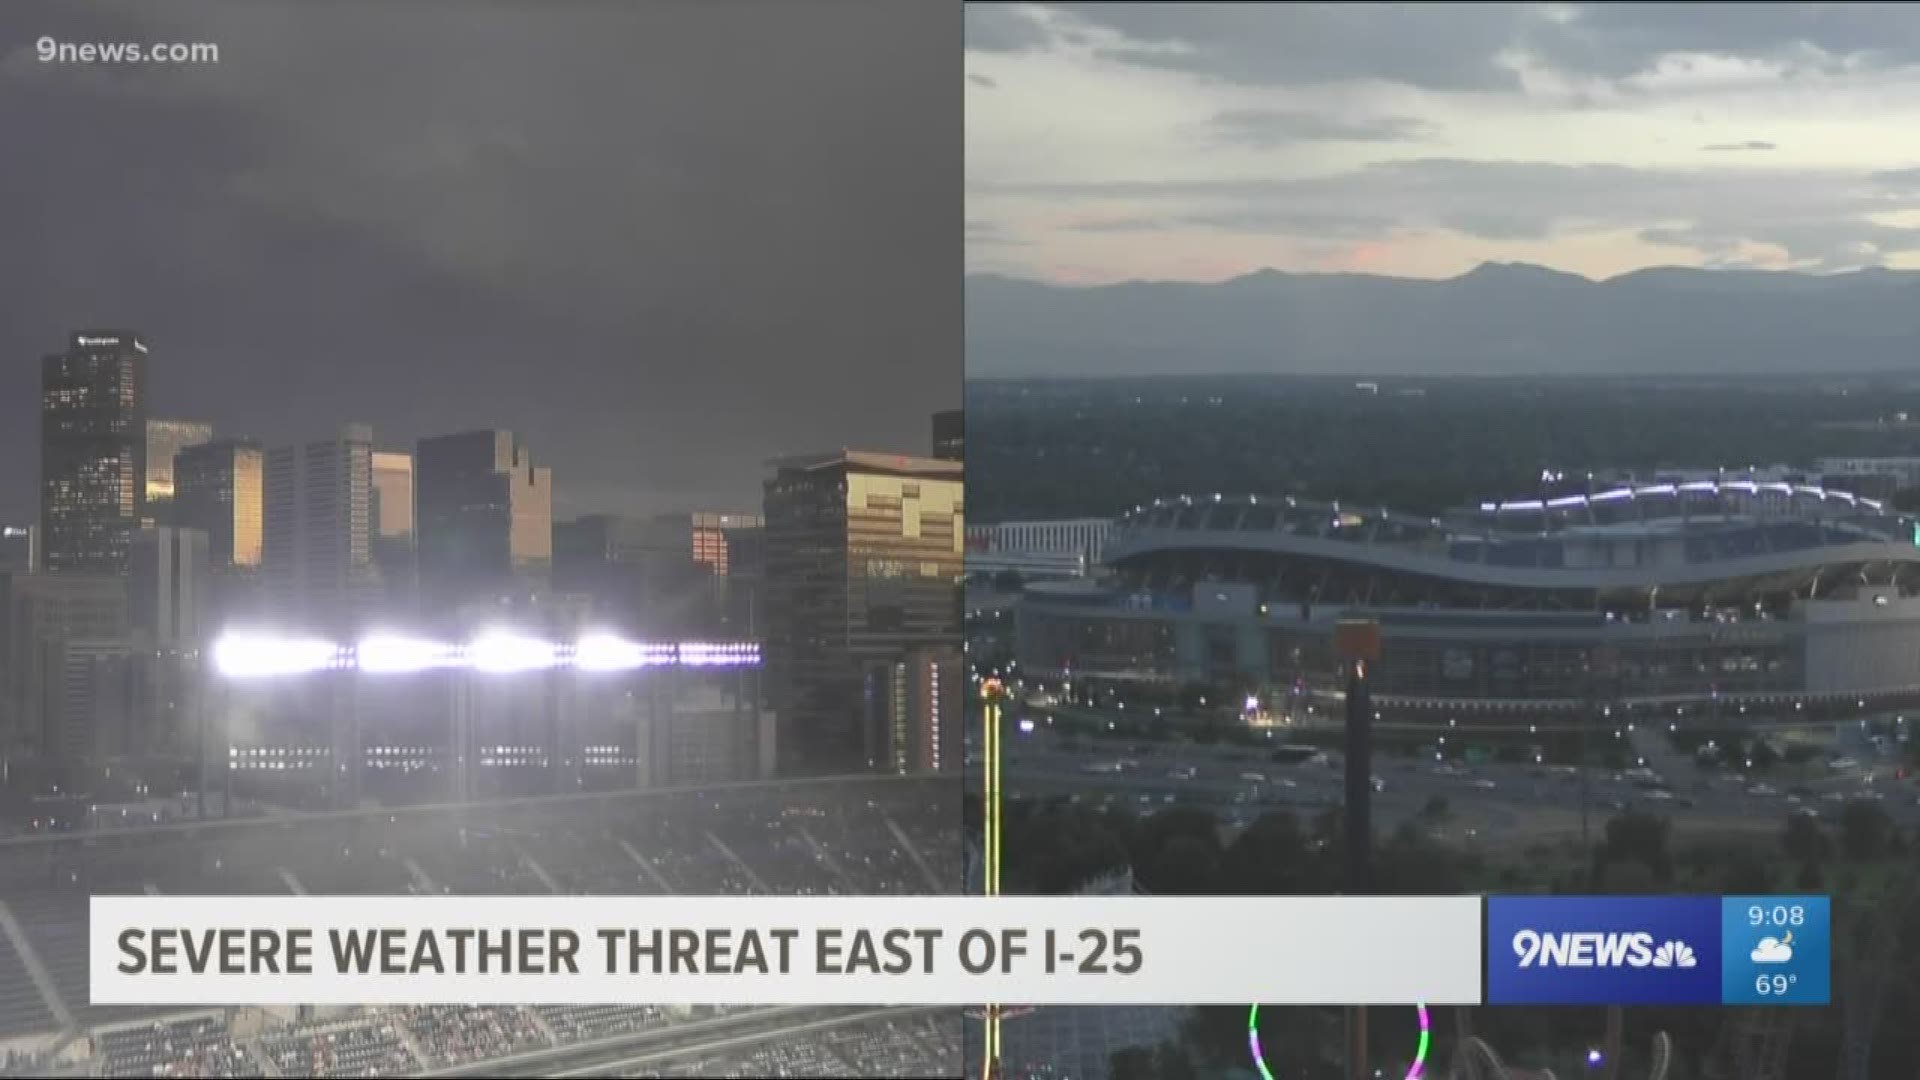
1511,929,1697,969
1487,897,1722,1005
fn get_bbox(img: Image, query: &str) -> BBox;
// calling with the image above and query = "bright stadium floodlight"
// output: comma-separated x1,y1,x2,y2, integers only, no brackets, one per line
574,632,649,672
212,632,342,679
466,629,559,673
356,633,459,674
678,640,757,666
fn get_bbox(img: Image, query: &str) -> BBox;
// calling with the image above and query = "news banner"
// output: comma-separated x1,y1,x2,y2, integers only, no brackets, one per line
90,894,1828,1007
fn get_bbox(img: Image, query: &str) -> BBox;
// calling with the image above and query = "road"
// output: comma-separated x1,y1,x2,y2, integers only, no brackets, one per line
982,724,1920,848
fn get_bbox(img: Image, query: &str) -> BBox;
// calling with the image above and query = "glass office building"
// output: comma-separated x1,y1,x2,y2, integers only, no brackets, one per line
415,430,552,613
174,438,265,570
40,332,149,574
763,450,963,775
145,418,214,513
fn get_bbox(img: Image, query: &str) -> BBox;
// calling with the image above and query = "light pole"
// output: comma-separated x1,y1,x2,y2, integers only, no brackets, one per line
979,676,1005,1080
1335,619,1380,1080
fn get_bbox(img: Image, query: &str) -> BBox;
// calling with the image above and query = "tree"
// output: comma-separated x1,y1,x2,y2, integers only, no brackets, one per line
1795,861,1824,891
1223,811,1317,894
1780,812,1831,866
1719,851,1773,894
1838,799,1894,861
1601,810,1673,882
1110,1046,1155,1080
1145,834,1222,895
1598,858,1661,894
1006,803,1129,894
1153,1041,1198,1080
1377,821,1473,895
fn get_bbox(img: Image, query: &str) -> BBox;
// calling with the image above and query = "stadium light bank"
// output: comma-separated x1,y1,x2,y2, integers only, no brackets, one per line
210,629,760,680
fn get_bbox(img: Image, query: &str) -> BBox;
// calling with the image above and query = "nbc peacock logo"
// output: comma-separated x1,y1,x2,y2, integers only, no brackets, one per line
1649,939,1697,969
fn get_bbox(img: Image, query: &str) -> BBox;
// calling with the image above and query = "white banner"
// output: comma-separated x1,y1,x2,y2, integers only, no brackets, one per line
91,895,1480,1006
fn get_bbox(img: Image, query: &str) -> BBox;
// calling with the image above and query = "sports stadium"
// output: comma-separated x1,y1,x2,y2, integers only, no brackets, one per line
1014,476,1920,722
0,776,961,1079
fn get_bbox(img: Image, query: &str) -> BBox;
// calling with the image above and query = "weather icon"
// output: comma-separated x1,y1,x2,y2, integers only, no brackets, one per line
1751,933,1794,964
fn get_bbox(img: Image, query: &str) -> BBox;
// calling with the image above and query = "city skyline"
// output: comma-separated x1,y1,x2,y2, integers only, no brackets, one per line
2,0,957,525
967,3,1920,284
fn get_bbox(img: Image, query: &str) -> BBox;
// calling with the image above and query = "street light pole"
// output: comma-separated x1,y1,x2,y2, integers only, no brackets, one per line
1335,620,1379,1080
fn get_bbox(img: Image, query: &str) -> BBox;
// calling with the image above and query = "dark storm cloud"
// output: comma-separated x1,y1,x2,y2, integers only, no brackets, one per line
1207,107,1435,147
1534,2,1920,81
1,0,957,523
967,2,1920,90
963,4,1055,54
1703,141,1778,151
1048,3,1527,90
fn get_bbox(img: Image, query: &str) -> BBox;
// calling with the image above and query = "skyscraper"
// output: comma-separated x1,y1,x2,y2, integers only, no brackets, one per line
687,511,761,577
264,424,376,629
1,572,129,757
131,525,210,649
40,331,148,574
145,418,214,515
370,450,416,603
174,438,265,570
865,645,959,775
0,527,33,575
932,409,963,462
371,451,415,540
762,450,963,775
415,430,552,613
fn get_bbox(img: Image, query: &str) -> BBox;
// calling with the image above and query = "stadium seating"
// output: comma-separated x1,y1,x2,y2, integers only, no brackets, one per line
0,778,962,1078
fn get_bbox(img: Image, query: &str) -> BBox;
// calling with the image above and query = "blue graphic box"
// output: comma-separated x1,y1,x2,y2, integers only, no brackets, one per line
1720,896,1831,1006
1486,896,1722,1005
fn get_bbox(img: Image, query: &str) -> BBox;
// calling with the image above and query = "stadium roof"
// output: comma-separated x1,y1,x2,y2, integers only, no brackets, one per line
1105,486,1920,594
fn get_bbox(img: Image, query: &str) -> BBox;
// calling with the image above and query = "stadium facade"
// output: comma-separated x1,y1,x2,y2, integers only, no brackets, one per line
1014,478,1920,716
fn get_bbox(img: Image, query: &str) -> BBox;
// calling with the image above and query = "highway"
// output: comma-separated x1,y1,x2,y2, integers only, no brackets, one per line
984,723,1920,846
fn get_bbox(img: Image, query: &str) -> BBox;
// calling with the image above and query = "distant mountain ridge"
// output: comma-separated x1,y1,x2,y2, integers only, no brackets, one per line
967,263,1920,377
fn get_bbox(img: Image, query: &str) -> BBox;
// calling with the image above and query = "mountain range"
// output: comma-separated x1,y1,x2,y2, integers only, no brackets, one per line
966,263,1920,378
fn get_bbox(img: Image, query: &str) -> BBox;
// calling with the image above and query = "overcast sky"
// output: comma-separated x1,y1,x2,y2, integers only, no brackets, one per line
2,0,957,526
966,2,1920,284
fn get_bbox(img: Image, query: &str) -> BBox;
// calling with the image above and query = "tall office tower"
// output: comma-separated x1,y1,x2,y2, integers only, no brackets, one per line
415,430,552,614
40,331,149,574
720,516,766,637
131,525,210,649
612,511,767,636
370,450,416,602
0,527,33,575
932,409,963,462
864,645,960,775
553,514,652,629
1,573,129,757
264,424,376,630
762,450,963,775
174,438,265,570
686,511,761,576
371,451,415,539
144,418,214,518
50,639,139,761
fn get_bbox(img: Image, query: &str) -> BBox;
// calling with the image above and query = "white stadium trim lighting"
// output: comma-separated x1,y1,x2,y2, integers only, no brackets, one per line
210,630,760,680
